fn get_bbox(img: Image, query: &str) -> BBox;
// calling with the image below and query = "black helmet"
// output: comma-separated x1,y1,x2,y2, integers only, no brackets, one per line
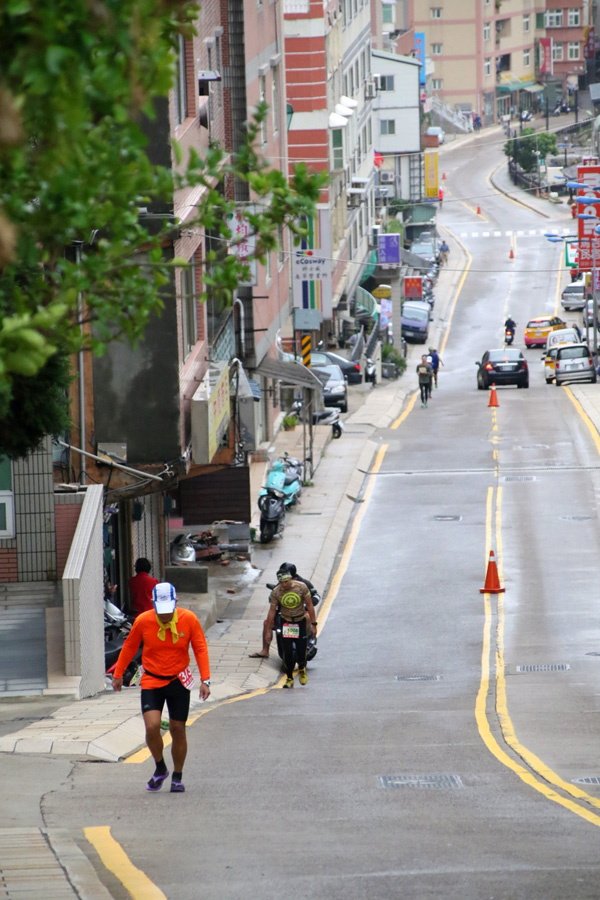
277,561,297,580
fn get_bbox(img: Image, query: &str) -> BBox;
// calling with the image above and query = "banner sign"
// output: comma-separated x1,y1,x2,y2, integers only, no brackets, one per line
378,233,400,265
539,38,553,75
414,32,426,85
292,211,332,318
424,152,439,199
228,208,257,286
576,165,600,271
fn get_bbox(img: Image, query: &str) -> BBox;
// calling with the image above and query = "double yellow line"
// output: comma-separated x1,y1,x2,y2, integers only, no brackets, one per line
480,483,600,827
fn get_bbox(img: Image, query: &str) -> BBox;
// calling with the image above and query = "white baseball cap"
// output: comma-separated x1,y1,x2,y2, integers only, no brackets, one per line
152,582,177,614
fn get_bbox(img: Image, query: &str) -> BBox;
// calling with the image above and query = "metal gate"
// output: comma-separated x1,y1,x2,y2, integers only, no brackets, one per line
0,606,47,695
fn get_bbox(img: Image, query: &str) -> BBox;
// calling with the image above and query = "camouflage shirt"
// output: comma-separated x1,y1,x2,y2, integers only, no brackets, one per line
269,578,311,622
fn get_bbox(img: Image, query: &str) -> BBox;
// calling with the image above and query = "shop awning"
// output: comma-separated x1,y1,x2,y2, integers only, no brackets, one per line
360,249,378,284
524,83,544,93
256,358,323,391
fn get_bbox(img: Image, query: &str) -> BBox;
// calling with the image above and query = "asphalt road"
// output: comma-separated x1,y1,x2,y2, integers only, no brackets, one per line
40,138,600,898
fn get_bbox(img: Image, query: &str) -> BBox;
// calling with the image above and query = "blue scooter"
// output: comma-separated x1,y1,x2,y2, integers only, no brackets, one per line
258,453,303,544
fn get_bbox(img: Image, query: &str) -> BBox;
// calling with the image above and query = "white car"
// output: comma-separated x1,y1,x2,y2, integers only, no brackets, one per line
555,343,597,386
425,126,445,145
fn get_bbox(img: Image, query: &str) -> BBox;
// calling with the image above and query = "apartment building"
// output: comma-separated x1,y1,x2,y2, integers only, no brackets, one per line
395,1,589,124
284,0,376,339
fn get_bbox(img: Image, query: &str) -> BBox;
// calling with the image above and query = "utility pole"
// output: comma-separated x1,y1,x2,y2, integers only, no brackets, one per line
545,97,549,133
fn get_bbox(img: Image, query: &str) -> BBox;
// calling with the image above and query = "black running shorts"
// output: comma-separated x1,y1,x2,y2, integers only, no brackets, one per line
141,678,190,722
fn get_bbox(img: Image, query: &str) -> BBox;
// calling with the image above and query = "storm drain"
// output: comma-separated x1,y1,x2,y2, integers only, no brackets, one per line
395,674,442,682
433,515,462,522
560,515,594,521
573,776,600,785
501,475,537,483
517,444,549,450
515,664,570,673
378,775,463,790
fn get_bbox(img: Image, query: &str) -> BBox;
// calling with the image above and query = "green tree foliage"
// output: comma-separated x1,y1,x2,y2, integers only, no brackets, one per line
0,0,327,456
504,128,558,173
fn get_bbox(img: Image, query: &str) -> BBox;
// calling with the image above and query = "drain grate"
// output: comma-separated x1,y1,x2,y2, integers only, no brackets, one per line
517,444,549,450
298,512,322,516
573,776,600,785
502,475,536,482
560,515,594,521
378,774,463,790
433,515,462,522
515,664,570,672
395,674,442,682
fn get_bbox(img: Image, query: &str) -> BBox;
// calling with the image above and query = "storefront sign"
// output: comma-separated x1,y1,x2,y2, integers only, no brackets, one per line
191,363,231,464
378,233,400,265
227,208,257,286
404,276,422,299
576,165,600,270
424,152,438,199
292,210,332,318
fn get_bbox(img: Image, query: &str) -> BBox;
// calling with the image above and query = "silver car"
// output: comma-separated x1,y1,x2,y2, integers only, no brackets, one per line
554,343,597,385
560,280,586,311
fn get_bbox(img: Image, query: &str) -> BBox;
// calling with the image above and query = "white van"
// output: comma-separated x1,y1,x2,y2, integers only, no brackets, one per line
545,327,581,353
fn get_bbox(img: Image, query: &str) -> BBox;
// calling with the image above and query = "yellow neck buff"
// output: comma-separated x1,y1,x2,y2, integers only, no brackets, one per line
156,609,179,643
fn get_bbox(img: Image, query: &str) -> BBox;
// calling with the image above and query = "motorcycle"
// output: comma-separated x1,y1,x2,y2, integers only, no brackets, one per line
505,322,516,346
293,399,344,439
170,533,197,565
104,604,141,685
266,581,320,664
258,487,285,543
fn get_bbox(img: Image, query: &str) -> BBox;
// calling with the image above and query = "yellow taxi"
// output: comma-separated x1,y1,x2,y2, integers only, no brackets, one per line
524,315,566,348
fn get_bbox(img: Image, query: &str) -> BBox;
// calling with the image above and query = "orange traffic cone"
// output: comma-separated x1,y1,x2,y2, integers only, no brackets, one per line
442,172,446,180
488,383,499,407
480,550,505,594
476,205,481,215
509,246,514,259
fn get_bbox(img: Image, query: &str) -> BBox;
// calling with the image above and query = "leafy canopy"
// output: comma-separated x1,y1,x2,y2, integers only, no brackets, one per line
0,0,327,456
504,128,558,173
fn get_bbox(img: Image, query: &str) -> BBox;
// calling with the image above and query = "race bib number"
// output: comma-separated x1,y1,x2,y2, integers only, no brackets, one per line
178,667,195,690
282,623,300,638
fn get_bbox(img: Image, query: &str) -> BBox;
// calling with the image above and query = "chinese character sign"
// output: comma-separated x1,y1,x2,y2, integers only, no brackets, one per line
414,33,426,85
404,276,422,299
539,38,553,75
378,233,400,265
227,208,257,286
577,165,600,271
424,152,438,199
208,367,231,461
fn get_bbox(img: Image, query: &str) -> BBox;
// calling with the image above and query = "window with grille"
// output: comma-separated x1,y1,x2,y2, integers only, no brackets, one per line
568,41,580,59
553,42,564,60
568,8,580,26
523,49,530,67
432,43,442,55
181,262,198,358
173,36,188,126
432,78,443,90
380,75,395,91
523,14,530,32
546,10,563,27
483,22,490,40
484,58,491,76
332,128,344,169
0,456,14,538
431,7,442,18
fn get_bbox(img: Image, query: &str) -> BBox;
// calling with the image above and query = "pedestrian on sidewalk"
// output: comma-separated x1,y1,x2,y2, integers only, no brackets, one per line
264,567,317,688
439,239,449,265
249,562,319,660
417,355,433,408
128,558,159,616
430,348,444,388
112,583,211,793
438,186,444,207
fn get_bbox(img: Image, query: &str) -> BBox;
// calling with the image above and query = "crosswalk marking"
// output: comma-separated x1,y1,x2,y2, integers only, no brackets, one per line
458,227,573,239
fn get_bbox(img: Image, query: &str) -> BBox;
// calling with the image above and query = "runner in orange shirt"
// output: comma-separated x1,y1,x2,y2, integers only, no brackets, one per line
112,582,211,793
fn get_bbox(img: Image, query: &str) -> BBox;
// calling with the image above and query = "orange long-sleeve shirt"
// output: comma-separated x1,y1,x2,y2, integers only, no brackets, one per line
114,607,210,689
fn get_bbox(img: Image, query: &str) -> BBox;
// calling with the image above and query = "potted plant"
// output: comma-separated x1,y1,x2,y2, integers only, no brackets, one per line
282,413,298,432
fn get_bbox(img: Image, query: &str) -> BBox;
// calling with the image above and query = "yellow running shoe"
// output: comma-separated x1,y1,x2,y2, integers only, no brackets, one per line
298,669,307,685
283,676,294,689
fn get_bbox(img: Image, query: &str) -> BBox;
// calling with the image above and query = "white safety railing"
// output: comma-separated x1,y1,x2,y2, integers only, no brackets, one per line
62,484,105,699
431,96,474,133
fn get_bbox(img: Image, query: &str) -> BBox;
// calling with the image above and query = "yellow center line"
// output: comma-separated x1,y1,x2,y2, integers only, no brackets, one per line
478,417,600,826
84,827,168,900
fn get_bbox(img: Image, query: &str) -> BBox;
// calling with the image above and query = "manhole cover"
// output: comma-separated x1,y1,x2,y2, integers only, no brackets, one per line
573,776,600,785
502,475,536,482
298,512,322,516
560,516,594,521
377,775,463,789
515,664,570,672
395,675,441,682
433,515,462,522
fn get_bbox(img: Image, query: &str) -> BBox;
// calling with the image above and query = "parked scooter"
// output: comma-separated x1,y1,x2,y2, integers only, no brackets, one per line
365,357,377,384
266,581,320,663
258,487,285,543
293,399,344,439
170,533,197,565
104,604,141,685
257,453,302,544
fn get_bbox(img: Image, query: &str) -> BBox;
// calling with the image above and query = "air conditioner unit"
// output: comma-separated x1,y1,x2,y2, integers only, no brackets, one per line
380,171,395,184
365,79,377,100
347,191,362,208
369,224,381,247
